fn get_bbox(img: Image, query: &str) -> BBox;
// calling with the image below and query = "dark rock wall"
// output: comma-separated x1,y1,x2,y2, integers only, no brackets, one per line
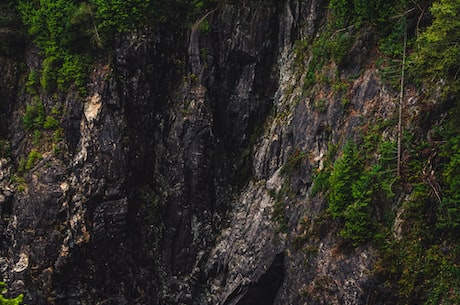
0,1,423,304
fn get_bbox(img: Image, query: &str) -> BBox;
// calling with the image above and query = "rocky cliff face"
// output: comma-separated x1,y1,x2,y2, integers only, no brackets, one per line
0,1,432,304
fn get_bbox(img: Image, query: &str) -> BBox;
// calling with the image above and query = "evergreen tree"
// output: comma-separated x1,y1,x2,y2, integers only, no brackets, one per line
412,0,460,96
328,141,362,218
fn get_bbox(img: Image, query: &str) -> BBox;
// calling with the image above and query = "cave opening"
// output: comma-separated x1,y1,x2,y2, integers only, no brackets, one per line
236,252,285,305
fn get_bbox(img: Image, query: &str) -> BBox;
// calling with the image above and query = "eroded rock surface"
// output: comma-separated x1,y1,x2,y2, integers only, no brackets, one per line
0,1,423,304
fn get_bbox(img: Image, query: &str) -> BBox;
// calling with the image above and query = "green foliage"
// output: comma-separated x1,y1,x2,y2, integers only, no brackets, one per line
310,169,331,197
193,0,207,10
311,143,337,197
23,99,61,134
412,0,460,97
18,0,91,91
57,54,90,94
328,0,415,80
18,0,92,92
39,56,58,91
25,149,41,170
91,0,153,46
378,141,398,195
0,282,24,305
437,133,460,234
198,19,211,33
25,70,39,94
21,98,63,172
328,141,362,218
328,0,407,28
328,0,351,26
315,30,353,65
43,116,59,130
18,0,78,48
340,166,375,245
294,29,353,93
424,247,460,304
377,57,404,90
332,80,349,94
22,100,45,131
378,15,408,58
188,0,218,21
17,0,219,93
377,240,460,304
32,129,41,146
371,109,460,302
324,137,397,245
53,129,64,143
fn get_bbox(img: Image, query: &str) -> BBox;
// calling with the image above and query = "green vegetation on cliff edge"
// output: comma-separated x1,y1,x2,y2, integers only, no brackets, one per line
16,0,217,93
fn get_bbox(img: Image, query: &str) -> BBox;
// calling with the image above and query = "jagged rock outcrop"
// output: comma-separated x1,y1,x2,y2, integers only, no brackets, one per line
0,0,428,304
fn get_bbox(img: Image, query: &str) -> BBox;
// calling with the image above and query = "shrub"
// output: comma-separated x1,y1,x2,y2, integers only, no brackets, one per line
32,129,41,146
22,100,45,131
40,56,58,91
311,169,331,197
43,116,59,130
57,54,90,94
25,70,39,94
25,149,41,170
53,129,64,143
0,281,24,305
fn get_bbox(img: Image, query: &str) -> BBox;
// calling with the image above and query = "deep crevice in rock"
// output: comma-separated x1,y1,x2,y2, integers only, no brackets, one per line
236,252,285,305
